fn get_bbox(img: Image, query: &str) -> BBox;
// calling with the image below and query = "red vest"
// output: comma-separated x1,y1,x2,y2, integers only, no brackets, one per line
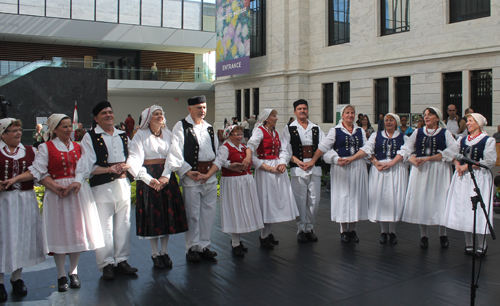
221,142,251,177
256,126,281,160
46,141,82,179
0,145,35,191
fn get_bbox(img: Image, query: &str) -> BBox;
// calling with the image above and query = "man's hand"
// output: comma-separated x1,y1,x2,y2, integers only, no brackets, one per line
228,163,245,173
186,171,201,181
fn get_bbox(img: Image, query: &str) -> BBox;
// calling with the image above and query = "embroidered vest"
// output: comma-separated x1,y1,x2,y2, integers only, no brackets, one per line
288,125,321,168
46,141,81,180
459,136,489,165
181,119,215,171
415,128,447,157
0,146,35,191
256,126,281,160
374,132,405,161
334,127,363,157
221,142,251,177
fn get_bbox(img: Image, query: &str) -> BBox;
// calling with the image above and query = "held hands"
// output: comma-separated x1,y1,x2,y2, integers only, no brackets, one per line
456,164,468,176
157,176,169,190
337,158,349,167
242,156,252,167
148,178,160,190
303,161,315,171
228,162,246,173
276,164,287,173
62,182,81,197
409,156,428,167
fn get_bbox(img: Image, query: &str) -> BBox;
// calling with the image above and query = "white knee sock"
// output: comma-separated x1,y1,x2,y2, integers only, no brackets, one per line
477,234,487,249
261,224,272,238
54,254,67,279
231,234,241,247
10,268,22,282
340,223,349,233
439,226,447,236
380,222,389,233
68,253,81,275
160,236,169,255
150,238,160,257
419,225,428,237
0,273,4,284
464,232,473,246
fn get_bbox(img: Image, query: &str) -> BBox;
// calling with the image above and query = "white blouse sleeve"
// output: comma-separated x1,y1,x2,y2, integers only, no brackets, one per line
213,145,230,170
396,135,410,157
360,132,377,157
280,126,292,164
247,128,265,169
28,143,49,181
75,133,97,184
126,131,154,185
399,129,418,161
168,121,192,178
481,137,497,169
439,129,459,162
277,131,289,165
319,127,340,164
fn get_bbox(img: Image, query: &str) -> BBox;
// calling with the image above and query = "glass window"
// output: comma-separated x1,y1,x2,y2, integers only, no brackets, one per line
203,0,216,32
338,81,350,105
328,0,350,45
19,0,45,16
381,0,409,36
235,89,242,121
450,0,490,23
72,0,95,21
119,0,140,24
395,76,411,113
0,0,19,14
46,0,71,18
253,88,259,116
244,89,250,119
163,0,182,28
323,83,334,123
250,0,266,57
374,78,389,117
142,0,162,26
96,0,118,23
471,70,492,126
183,0,202,30
443,72,462,118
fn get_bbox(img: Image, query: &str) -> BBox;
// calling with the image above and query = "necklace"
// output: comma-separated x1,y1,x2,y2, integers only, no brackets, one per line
150,127,162,137
3,146,19,156
468,132,482,142
425,126,438,137
342,122,354,134
64,140,71,150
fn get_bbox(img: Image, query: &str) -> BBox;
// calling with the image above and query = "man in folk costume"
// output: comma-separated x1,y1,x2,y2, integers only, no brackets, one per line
169,95,219,262
282,99,325,243
73,101,138,279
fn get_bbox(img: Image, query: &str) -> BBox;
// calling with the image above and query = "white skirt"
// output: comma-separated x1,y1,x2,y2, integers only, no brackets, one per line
368,160,408,222
402,161,452,225
42,178,105,254
443,168,494,234
0,189,45,273
254,159,299,223
330,159,369,223
219,174,264,233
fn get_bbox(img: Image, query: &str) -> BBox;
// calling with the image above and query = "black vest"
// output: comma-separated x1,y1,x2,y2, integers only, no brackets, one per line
181,119,215,171
288,125,321,168
88,129,130,187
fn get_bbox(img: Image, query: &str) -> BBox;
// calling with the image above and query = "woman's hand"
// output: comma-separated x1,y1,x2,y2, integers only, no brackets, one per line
337,158,348,167
157,176,169,191
276,164,287,173
149,178,160,190
242,156,252,167
2,177,18,190
62,182,80,197
456,164,468,176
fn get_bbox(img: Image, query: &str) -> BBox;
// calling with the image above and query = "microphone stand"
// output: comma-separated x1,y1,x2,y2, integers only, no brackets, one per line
468,164,496,306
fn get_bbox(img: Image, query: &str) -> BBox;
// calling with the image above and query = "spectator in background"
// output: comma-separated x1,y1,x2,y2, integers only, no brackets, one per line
125,114,135,139
360,115,374,139
74,123,86,142
492,125,500,143
377,113,385,132
241,117,250,143
356,113,364,127
416,117,425,129
247,115,256,137
444,104,466,139
457,108,474,138
399,115,413,136
32,124,44,148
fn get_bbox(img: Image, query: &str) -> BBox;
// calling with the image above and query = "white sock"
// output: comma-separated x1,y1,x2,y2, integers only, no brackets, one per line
160,236,169,255
419,225,428,237
464,232,473,246
68,253,81,275
389,222,397,234
477,234,487,249
231,233,241,247
261,224,272,238
340,223,348,233
10,268,22,282
150,238,160,257
439,226,447,236
380,222,389,233
54,254,67,278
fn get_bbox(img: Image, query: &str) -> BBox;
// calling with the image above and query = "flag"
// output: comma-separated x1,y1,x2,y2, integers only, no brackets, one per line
73,101,78,130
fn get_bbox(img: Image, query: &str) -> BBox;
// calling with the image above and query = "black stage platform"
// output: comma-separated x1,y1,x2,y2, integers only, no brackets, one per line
4,190,500,306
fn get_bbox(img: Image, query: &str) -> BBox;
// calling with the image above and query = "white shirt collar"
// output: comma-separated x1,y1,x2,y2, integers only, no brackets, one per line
185,115,210,128
227,139,244,151
0,140,25,151
95,125,125,136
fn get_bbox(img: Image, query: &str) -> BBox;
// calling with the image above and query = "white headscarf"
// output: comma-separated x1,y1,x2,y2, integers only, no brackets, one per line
139,105,165,130
384,113,401,127
427,107,447,129
470,113,488,131
254,109,273,130
338,105,355,123
43,114,69,141
0,118,17,137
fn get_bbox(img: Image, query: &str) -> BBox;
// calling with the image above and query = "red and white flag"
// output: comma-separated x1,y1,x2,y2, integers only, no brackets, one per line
72,101,78,130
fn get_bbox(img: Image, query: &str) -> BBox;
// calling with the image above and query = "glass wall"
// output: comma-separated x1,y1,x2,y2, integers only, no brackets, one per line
0,0,216,32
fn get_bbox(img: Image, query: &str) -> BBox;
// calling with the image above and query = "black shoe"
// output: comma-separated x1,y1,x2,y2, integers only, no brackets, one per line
239,241,248,252
57,277,69,292
68,273,81,289
305,230,318,242
440,236,449,248
232,244,245,257
186,248,201,262
152,256,165,269
297,231,308,243
115,261,138,274
476,245,488,258
340,232,351,243
379,233,388,244
268,234,279,245
10,279,27,296
198,248,217,259
465,246,474,255
350,231,359,243
161,254,173,268
102,264,115,280
259,236,274,249
389,233,398,244
0,284,7,302
420,236,429,249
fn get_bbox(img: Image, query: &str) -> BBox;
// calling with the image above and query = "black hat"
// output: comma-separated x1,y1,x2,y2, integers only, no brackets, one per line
92,101,112,116
293,99,308,110
188,95,207,106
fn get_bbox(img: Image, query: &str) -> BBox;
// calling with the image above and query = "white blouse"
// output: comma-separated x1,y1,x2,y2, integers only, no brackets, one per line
456,134,496,168
399,127,458,162
360,130,406,159
29,138,76,181
319,123,368,164
247,127,288,169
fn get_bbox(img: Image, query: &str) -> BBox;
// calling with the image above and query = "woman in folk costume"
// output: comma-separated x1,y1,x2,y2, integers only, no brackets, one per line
343,113,408,244
5,114,104,292
0,118,45,302
443,113,495,257
198,125,264,256
400,107,459,249
306,105,369,243
124,105,188,269
246,109,299,249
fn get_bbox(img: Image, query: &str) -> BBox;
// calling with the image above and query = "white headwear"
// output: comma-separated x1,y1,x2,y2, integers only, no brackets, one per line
254,109,273,130
139,105,164,130
0,118,17,137
338,105,355,123
384,113,401,127
470,113,487,130
427,107,447,128
43,114,69,141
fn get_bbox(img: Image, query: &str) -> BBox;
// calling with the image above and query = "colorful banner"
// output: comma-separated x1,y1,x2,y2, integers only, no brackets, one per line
216,0,251,77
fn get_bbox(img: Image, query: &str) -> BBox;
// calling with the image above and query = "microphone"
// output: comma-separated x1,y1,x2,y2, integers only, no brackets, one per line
456,154,489,169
